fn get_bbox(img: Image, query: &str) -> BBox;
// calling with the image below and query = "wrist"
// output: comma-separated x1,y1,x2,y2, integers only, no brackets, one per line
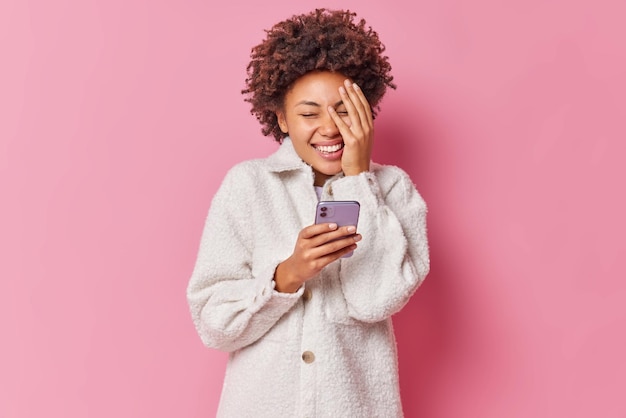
343,166,370,177
274,261,302,293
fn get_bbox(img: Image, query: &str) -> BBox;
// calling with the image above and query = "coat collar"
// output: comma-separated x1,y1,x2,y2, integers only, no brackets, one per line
265,137,346,183
266,137,310,173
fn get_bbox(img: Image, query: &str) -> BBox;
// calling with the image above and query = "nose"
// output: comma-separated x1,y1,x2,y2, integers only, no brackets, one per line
319,113,340,137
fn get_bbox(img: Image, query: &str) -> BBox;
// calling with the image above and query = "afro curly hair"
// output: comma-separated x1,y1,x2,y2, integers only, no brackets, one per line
242,8,396,142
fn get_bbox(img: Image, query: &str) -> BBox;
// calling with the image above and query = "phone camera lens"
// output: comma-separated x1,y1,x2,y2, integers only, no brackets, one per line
321,207,327,211
320,212,327,217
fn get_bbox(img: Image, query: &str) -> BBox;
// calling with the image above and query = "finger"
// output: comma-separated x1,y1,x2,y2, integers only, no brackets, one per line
300,222,339,239
307,226,359,249
343,80,372,134
310,234,360,260
328,107,356,146
343,80,368,123
318,247,358,268
351,82,373,129
338,83,365,137
327,103,352,131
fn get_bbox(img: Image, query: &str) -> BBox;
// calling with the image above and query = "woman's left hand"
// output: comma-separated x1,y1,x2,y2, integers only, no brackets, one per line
328,79,374,177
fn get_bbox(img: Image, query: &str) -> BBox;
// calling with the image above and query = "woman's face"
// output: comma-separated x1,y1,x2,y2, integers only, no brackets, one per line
276,71,352,186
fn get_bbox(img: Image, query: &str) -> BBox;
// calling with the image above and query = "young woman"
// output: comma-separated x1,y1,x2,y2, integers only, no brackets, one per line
187,9,429,417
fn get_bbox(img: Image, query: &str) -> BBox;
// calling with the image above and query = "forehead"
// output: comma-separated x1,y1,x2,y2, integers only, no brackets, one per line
284,71,347,104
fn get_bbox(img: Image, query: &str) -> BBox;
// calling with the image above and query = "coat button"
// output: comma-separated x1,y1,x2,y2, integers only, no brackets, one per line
302,288,312,302
302,351,315,364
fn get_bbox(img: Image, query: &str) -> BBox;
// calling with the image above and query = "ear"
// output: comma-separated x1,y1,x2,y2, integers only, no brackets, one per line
276,111,288,134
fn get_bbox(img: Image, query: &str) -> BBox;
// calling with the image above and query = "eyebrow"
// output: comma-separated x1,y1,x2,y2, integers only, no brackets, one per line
295,100,344,108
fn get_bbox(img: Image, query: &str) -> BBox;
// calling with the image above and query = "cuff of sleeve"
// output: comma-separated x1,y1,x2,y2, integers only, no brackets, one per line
331,171,382,207
271,280,305,298
248,262,302,313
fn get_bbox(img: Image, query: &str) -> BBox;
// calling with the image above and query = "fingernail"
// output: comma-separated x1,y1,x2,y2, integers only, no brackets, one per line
339,86,346,95
329,223,338,230
347,226,356,233
353,235,362,242
352,83,359,90
344,79,352,87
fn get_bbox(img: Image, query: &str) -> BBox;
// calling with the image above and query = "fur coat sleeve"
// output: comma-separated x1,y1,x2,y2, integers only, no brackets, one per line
186,164,304,353
329,166,430,323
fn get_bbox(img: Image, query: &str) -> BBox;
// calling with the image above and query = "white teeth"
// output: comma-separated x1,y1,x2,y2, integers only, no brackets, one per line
315,143,343,153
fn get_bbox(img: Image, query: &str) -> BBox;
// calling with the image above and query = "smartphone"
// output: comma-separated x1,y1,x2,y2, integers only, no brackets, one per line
314,200,360,258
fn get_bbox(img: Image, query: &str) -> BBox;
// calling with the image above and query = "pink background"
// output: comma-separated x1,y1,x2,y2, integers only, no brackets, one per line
1,0,625,417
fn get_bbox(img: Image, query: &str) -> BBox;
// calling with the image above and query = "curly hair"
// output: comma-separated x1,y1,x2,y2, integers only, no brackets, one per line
242,9,396,142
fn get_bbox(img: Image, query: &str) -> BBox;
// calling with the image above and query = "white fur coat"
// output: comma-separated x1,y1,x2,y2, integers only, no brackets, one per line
187,138,429,417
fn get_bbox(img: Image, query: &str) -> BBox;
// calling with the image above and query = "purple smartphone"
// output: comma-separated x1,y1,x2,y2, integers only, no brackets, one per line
315,200,360,258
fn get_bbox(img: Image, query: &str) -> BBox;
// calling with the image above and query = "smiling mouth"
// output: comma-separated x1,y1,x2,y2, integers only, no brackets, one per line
312,142,344,154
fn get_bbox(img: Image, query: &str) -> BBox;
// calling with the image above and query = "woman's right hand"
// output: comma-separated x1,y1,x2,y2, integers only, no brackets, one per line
274,223,361,293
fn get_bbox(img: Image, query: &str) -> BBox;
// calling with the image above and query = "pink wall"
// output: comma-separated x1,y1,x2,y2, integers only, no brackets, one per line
1,0,625,417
